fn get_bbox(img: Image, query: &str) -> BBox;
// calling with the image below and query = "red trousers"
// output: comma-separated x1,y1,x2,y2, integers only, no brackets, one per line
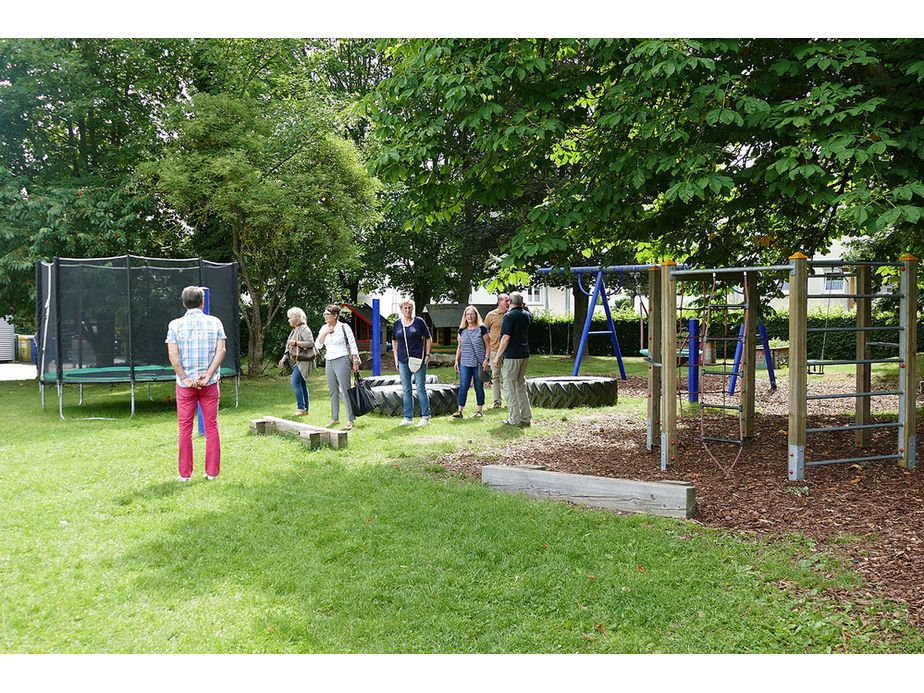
176,382,221,478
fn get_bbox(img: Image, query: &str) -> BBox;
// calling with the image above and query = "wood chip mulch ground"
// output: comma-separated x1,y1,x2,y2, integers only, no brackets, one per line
438,373,924,628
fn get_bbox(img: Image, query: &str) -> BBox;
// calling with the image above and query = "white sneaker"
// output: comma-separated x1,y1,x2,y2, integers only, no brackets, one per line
415,417,430,428
399,418,413,426
177,476,190,482
203,474,217,480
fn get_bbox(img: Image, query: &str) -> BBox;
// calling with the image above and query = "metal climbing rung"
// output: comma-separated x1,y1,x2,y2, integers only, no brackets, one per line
807,293,901,300
807,326,902,333
702,369,740,376
701,436,744,445
806,358,902,366
705,303,748,309
587,330,612,335
806,453,903,467
868,342,899,348
806,421,899,434
704,336,743,342
700,402,742,411
807,390,901,400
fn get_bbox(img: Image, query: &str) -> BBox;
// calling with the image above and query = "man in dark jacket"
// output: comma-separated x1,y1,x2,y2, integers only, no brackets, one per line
492,292,532,426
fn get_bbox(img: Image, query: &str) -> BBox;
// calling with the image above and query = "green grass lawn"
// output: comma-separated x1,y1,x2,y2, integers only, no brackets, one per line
1,355,922,653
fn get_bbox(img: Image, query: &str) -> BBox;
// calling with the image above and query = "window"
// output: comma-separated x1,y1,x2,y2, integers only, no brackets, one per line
824,275,845,292
525,286,543,304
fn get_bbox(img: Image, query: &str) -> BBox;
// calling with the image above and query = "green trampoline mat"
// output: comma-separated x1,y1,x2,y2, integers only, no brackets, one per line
44,365,238,383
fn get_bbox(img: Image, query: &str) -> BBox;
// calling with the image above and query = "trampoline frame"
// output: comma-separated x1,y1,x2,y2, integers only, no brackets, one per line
40,366,240,420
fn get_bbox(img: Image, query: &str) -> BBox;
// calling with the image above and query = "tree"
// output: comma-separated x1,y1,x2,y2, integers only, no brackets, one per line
143,92,380,373
0,38,192,328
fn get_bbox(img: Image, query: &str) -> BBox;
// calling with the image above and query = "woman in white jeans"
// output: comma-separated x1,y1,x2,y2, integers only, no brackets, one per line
316,304,360,430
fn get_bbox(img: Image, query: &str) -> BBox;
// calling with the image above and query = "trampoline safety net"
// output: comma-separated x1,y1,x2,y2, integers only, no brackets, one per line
35,255,241,383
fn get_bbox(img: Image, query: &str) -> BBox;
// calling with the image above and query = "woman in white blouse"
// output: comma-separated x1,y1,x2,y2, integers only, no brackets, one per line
316,304,361,430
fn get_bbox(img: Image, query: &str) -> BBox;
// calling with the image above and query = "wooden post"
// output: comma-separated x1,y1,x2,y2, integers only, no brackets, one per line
899,254,918,469
855,265,871,448
788,253,808,481
742,271,758,439
647,266,662,450
660,261,678,470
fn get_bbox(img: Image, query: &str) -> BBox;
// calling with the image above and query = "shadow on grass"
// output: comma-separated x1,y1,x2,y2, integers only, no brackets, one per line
114,479,192,506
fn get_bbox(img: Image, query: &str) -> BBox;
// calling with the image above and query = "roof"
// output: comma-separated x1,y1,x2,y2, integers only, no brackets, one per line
422,303,497,329
341,302,388,326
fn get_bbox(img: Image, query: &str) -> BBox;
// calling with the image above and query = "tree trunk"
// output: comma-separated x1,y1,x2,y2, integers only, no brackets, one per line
413,285,431,313
456,204,475,303
571,276,588,357
246,297,264,375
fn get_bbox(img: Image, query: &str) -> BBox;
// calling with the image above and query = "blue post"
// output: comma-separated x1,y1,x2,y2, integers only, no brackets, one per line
688,318,699,402
197,287,210,437
758,319,777,390
572,273,603,377
372,298,381,376
728,322,745,395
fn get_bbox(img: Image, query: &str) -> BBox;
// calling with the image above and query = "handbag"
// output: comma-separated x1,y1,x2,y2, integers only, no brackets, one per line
292,326,317,361
347,372,377,417
402,320,423,373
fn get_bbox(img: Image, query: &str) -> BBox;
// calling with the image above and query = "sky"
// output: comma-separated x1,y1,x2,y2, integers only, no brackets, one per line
4,0,920,37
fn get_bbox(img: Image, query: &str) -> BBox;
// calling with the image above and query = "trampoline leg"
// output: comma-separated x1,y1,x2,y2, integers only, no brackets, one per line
58,382,65,420
148,382,153,401
78,383,84,406
236,375,239,407
40,381,45,411
130,381,136,419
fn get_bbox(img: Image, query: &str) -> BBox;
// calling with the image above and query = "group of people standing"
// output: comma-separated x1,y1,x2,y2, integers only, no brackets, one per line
279,292,534,430
165,286,534,482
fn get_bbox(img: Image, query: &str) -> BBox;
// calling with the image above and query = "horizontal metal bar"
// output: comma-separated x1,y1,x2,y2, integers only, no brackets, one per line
868,342,899,348
537,264,661,275
700,403,742,411
807,293,901,300
702,369,740,376
806,390,901,400
808,260,903,268
807,422,899,434
645,359,663,367
806,326,902,333
806,454,903,467
672,264,793,276
704,303,748,309
587,331,613,335
703,337,743,342
807,358,902,366
701,436,744,445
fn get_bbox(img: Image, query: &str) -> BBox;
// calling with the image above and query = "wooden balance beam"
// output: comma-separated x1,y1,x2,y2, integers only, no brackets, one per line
248,415,348,449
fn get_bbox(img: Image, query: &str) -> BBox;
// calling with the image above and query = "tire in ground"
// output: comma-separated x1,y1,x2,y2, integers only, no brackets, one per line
361,373,438,388
370,383,461,417
525,376,618,408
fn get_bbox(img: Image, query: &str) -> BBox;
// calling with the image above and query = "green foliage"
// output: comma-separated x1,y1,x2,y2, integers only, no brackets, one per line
529,310,644,356
143,92,381,371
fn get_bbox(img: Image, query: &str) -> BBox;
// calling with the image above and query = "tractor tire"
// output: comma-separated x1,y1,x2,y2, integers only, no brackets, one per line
361,373,438,388
369,383,461,417
525,376,619,409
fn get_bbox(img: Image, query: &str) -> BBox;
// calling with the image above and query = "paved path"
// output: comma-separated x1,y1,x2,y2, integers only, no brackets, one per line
0,362,37,381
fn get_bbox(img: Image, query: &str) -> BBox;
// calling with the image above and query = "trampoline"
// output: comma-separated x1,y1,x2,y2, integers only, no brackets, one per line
35,255,241,419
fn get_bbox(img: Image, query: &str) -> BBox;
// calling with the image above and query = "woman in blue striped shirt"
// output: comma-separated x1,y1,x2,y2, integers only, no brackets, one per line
452,305,491,419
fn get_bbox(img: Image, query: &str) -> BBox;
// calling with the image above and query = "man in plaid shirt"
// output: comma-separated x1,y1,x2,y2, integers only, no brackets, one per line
166,286,227,481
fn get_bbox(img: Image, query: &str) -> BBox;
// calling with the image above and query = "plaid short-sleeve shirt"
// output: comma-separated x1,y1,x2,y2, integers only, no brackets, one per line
165,308,227,387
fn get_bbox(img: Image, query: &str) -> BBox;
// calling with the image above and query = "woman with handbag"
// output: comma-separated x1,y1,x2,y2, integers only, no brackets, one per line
452,306,491,419
316,304,361,430
391,299,432,427
277,307,317,416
